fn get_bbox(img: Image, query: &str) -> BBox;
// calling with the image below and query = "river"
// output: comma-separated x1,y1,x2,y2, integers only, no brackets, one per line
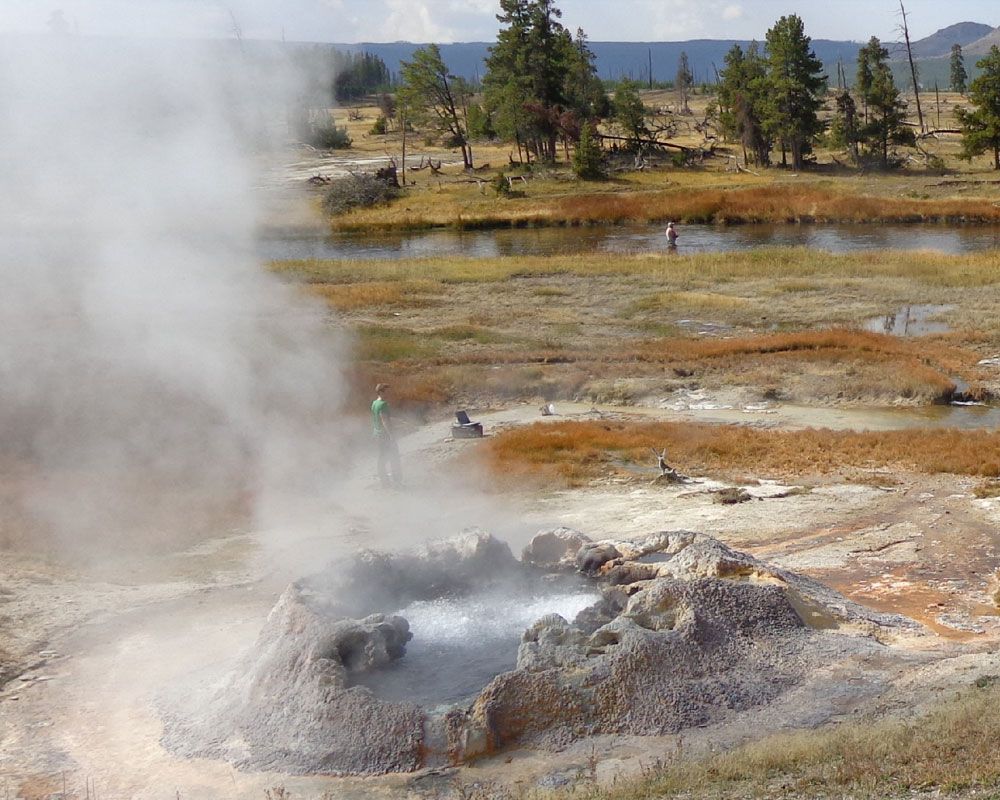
258,222,1000,261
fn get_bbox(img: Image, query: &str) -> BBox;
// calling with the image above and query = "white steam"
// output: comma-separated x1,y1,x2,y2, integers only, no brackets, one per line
0,33,349,558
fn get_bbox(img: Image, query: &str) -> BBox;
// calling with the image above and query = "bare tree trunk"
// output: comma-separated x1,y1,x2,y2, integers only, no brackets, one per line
400,106,407,185
900,2,925,133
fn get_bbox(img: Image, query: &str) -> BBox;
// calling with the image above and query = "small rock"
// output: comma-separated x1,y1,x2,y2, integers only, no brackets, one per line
576,542,622,575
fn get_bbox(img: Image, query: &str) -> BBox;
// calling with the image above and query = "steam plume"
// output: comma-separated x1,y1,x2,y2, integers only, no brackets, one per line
0,33,347,558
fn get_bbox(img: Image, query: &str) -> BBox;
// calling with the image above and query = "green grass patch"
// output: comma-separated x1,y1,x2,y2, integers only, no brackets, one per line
628,290,752,315
271,247,1000,291
355,325,437,362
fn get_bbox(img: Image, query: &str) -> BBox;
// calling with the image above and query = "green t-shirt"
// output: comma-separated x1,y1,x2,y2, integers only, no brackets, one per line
372,397,389,435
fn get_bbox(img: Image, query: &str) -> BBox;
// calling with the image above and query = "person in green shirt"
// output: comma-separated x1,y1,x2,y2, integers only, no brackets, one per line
372,383,402,487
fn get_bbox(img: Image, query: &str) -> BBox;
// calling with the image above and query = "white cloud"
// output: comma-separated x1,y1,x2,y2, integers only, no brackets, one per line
382,0,456,42
722,4,744,21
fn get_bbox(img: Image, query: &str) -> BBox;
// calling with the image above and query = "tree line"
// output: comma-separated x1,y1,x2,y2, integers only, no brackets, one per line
388,0,1000,174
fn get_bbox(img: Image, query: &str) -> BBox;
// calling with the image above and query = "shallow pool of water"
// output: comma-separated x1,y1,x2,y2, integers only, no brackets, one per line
259,223,1000,262
863,304,954,336
354,588,599,712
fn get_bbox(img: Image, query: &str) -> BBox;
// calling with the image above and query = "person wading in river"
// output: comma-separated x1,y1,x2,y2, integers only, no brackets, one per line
372,383,402,487
665,221,679,246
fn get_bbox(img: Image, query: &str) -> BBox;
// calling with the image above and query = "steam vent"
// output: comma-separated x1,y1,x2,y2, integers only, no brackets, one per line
162,529,917,775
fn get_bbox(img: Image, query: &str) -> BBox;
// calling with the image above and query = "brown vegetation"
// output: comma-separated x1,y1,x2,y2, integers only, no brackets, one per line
554,185,1000,226
328,180,1000,231
479,419,1000,486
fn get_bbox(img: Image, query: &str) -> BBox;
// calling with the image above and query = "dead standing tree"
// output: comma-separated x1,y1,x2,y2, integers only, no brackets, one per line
676,51,694,115
898,2,925,134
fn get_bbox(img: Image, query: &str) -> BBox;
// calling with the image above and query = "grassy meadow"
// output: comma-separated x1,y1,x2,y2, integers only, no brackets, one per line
272,248,1000,411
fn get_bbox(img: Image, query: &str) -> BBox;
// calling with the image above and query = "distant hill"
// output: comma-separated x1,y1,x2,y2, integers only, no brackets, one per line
965,26,1000,56
333,40,865,85
903,22,994,59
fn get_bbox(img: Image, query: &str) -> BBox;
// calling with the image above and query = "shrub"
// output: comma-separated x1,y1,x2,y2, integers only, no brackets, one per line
309,122,352,149
369,115,388,135
322,174,400,215
492,171,513,197
572,122,606,180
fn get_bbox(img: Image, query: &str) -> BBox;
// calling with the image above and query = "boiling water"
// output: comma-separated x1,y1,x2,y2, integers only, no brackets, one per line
354,589,599,711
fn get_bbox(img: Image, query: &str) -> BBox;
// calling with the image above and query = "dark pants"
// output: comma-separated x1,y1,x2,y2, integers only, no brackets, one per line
376,433,402,486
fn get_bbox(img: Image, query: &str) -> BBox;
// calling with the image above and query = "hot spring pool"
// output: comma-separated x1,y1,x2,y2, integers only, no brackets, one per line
353,588,600,712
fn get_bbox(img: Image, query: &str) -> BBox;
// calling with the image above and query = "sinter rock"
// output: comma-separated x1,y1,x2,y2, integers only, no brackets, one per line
521,527,592,570
161,584,424,775
164,528,919,775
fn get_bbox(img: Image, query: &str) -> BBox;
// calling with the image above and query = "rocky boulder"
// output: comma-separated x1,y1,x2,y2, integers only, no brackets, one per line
453,576,814,757
161,584,425,775
306,529,521,616
521,527,592,570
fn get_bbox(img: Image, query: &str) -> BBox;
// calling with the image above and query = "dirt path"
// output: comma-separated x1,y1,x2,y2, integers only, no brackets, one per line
4,403,1000,798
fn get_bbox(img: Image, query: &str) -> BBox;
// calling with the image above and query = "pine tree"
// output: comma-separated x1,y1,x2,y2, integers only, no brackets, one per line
398,44,474,169
763,14,826,170
829,89,860,161
717,44,744,139
572,120,605,179
483,0,601,163
856,40,874,124
957,46,1000,169
856,37,914,168
718,42,771,166
564,29,609,121
676,51,693,114
951,43,968,95
613,79,648,149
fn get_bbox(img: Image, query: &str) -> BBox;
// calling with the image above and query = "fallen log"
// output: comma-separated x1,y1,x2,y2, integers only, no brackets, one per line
596,133,707,155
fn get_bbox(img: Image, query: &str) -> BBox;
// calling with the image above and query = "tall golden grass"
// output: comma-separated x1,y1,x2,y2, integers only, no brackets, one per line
271,247,1000,289
555,185,1000,225
560,683,1000,800
332,183,1000,229
481,419,1000,485
303,279,443,310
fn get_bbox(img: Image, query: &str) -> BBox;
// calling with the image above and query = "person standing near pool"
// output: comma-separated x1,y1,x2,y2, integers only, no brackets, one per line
666,221,679,246
372,383,402,487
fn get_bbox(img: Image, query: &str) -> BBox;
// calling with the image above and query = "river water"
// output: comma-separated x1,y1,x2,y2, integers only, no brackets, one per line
259,222,1000,261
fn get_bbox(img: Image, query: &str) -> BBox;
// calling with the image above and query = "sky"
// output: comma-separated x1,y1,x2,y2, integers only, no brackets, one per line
1,0,997,44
